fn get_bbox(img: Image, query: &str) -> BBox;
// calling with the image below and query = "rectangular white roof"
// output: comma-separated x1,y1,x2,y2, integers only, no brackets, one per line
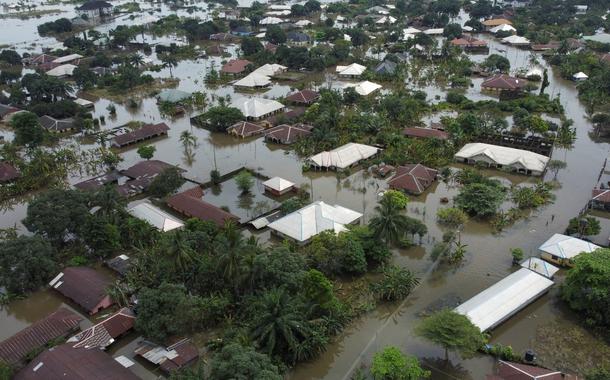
336,63,366,76
128,202,184,232
538,233,600,260
234,73,271,88
237,97,284,118
455,143,550,173
46,64,77,77
263,176,295,191
268,201,362,242
344,81,382,96
52,54,83,64
308,143,380,169
252,63,287,77
455,268,554,332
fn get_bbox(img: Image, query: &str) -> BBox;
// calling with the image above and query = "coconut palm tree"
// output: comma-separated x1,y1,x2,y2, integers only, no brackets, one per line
180,130,198,152
369,196,410,245
129,53,144,67
162,229,196,274
160,54,178,78
251,287,308,361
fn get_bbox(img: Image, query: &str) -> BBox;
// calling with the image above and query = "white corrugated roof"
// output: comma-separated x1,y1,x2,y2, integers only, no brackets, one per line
268,201,362,242
128,202,184,232
538,233,600,260
403,27,421,34
260,16,283,25
237,97,284,118
573,71,588,79
234,73,271,87
336,63,366,76
502,35,530,45
455,143,550,172
308,143,380,169
490,24,516,33
263,176,295,191
344,81,382,96
46,64,77,77
455,268,554,332
520,257,559,278
52,54,83,63
252,63,286,77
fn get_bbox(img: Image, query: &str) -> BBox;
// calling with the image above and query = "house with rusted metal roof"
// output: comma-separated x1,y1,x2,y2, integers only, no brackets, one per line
74,170,122,191
221,59,253,75
167,187,239,227
39,115,76,133
403,127,449,140
15,344,139,380
450,36,488,50
487,360,580,380
388,164,438,195
67,308,135,350
286,90,320,105
0,103,24,122
590,187,610,210
135,338,199,374
110,123,170,148
0,308,83,366
0,162,20,183
264,123,313,144
49,267,114,315
481,74,527,92
117,160,183,197
227,121,265,138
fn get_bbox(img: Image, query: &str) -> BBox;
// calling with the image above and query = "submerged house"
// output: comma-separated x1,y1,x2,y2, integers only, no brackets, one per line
264,123,313,144
263,176,295,196
67,308,135,350
167,187,239,227
135,339,199,374
237,98,285,120
285,89,320,106
110,123,170,148
336,63,367,78
489,360,579,380
221,59,253,76
39,115,76,133
454,143,550,176
307,143,380,170
49,267,114,315
481,74,527,92
387,164,438,195
76,0,113,18
119,160,182,196
538,233,600,267
127,202,184,232
0,308,83,366
267,201,362,244
227,121,265,138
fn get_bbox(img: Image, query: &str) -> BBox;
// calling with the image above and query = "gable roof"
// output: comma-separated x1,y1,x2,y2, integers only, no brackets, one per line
39,115,75,132
481,74,527,90
0,308,83,366
263,176,295,192
268,201,362,242
111,122,170,147
388,164,438,194
68,308,135,350
77,0,112,10
308,143,380,169
122,159,178,179
0,103,21,118
15,344,139,380
286,89,320,104
237,98,284,118
49,267,112,314
494,360,571,380
221,59,252,74
538,233,600,260
592,188,610,203
227,121,265,137
287,31,310,42
127,202,184,232
455,143,549,173
167,187,239,227
135,339,199,373
264,123,313,144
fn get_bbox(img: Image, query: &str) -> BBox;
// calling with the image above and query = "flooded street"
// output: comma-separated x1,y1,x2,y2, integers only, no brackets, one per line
1,2,609,379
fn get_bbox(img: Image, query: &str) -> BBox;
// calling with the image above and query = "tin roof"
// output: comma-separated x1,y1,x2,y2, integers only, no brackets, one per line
111,123,169,147
68,308,135,349
167,187,239,227
49,267,113,314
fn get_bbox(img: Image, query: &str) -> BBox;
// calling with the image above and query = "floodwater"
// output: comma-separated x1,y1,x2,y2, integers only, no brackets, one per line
1,3,609,379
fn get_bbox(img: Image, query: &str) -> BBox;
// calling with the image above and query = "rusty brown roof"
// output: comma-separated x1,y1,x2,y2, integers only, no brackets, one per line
286,90,320,104
111,123,169,147
481,74,527,90
0,308,83,366
403,127,449,140
69,308,135,349
388,164,438,194
51,267,113,314
221,59,252,74
227,121,265,137
167,187,239,227
121,160,179,179
264,123,313,144
0,162,19,182
15,344,140,380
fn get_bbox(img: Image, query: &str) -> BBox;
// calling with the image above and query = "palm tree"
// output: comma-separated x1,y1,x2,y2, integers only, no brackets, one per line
251,287,308,361
93,185,125,223
215,221,247,294
162,230,195,274
129,53,144,67
106,280,131,307
180,130,198,153
160,54,178,78
369,196,410,245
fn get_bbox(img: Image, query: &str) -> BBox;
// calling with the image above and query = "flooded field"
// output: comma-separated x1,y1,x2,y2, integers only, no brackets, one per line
1,2,609,379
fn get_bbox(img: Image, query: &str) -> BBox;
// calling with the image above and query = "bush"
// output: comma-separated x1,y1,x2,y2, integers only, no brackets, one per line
370,265,419,302
371,346,430,380
235,170,254,193
147,167,185,198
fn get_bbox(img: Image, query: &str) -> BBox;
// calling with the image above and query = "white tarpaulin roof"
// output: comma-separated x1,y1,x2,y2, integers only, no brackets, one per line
268,201,362,242
46,64,77,77
455,268,554,332
252,63,286,77
52,53,83,63
573,71,588,79
520,257,559,278
260,17,283,25
263,176,295,191
308,143,380,169
234,73,271,87
502,35,530,45
237,97,284,118
490,24,516,33
128,202,184,232
539,233,600,260
344,81,382,96
336,63,366,76
455,143,550,173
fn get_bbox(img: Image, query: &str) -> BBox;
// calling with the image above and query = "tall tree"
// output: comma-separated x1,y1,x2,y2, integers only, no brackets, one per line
369,194,410,245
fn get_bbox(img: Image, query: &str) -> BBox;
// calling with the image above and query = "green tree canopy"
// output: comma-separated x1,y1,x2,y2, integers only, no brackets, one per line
137,145,156,160
209,343,282,380
11,111,45,146
371,346,431,380
235,170,254,193
198,106,244,132
147,167,185,198
455,183,505,217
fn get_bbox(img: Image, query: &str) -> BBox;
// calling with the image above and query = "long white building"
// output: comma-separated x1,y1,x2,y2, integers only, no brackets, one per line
455,143,550,176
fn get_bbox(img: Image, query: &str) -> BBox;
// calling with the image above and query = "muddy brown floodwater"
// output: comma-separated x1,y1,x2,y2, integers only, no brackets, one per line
1,3,609,379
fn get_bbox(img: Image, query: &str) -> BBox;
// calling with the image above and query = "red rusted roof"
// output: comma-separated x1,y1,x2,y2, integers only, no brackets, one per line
450,36,487,47
69,308,135,349
15,344,139,380
122,159,179,179
167,187,239,227
592,188,610,203
50,267,113,314
482,74,527,90
0,308,83,365
264,42,278,53
388,164,438,194
403,127,449,140
221,59,252,74
111,123,169,147
227,121,265,137
491,360,578,380
286,90,320,104
264,123,313,144
0,162,19,182
160,340,199,373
